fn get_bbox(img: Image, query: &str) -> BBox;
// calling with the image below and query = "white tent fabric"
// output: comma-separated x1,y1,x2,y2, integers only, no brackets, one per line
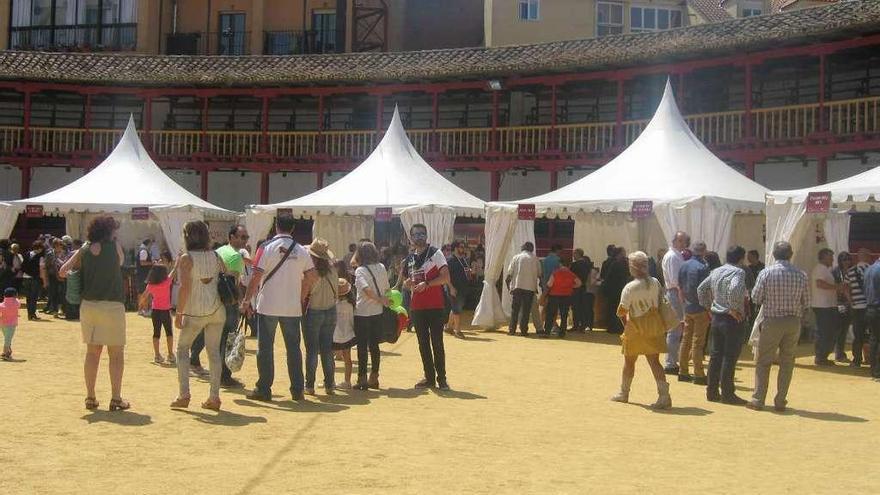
313,215,374,259
247,106,485,247
0,202,21,240
476,80,768,328
153,207,205,257
765,165,878,263
472,205,518,327
500,218,536,317
399,205,457,247
10,116,233,250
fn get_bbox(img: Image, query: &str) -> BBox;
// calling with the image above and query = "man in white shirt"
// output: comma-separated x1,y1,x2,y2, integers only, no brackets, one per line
661,231,690,374
811,248,840,366
506,242,542,336
241,213,317,401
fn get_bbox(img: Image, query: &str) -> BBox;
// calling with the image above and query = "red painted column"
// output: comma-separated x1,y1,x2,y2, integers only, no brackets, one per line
200,169,209,200
817,156,828,185
83,93,92,149
143,95,153,151
316,171,324,190
550,169,558,191
260,172,269,204
431,91,440,153
550,84,558,151
19,166,31,198
744,64,753,141
317,94,325,154
200,96,209,153
614,78,624,148
818,54,827,133
490,170,500,201
22,90,32,150
375,94,384,130
261,95,270,154
490,91,499,153
745,160,756,180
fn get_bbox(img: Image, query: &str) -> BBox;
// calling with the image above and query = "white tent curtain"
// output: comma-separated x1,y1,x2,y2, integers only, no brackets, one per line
573,212,639,264
654,199,735,254
65,212,85,240
313,215,373,259
399,205,456,247
152,207,203,257
765,199,808,263
245,208,275,245
500,218,536,317
733,214,766,258
472,205,518,327
823,212,852,256
0,203,20,240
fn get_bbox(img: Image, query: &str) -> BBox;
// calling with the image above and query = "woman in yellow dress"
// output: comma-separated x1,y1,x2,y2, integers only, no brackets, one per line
611,251,672,409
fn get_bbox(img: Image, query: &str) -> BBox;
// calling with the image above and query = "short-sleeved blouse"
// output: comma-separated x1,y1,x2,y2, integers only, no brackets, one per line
619,277,662,318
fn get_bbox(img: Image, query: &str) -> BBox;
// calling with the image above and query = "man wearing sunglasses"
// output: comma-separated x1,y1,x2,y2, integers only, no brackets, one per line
191,224,250,387
403,224,451,390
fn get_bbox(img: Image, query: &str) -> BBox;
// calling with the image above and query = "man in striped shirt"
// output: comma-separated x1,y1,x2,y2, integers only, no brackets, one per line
844,248,871,367
697,245,748,405
747,241,809,412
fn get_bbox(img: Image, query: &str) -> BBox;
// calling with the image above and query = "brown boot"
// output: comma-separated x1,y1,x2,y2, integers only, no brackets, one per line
368,372,380,389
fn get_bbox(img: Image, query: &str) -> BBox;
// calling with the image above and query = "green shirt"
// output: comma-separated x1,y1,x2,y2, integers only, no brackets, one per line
215,244,243,276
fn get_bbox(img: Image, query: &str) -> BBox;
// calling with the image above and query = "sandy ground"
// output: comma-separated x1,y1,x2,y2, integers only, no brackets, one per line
0,311,878,495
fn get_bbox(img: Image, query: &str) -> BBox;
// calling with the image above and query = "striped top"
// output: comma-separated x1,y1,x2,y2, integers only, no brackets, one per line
845,263,869,309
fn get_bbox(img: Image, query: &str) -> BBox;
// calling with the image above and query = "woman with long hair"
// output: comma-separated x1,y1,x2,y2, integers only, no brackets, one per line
60,215,129,411
611,251,672,409
171,220,226,411
302,238,339,395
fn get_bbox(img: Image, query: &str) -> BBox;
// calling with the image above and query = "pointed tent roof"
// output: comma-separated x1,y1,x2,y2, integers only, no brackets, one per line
505,80,768,214
13,116,231,216
257,106,485,217
768,164,880,204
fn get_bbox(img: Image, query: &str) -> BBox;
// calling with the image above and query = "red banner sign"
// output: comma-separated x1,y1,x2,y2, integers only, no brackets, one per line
517,204,536,220
25,205,43,218
631,201,654,219
131,207,150,220
375,207,393,222
806,191,831,213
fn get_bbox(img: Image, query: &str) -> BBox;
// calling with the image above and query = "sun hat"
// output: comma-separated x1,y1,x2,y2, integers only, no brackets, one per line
308,237,335,261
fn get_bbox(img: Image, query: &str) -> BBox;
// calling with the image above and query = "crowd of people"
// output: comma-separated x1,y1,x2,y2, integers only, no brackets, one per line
2,220,880,413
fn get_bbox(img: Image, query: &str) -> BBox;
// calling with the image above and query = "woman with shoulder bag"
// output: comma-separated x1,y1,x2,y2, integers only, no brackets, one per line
59,216,129,411
302,238,339,396
610,251,672,410
352,241,390,390
170,220,227,411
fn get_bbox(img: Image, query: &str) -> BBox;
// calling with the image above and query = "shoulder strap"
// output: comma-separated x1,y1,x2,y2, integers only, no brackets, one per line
262,239,295,286
364,265,382,296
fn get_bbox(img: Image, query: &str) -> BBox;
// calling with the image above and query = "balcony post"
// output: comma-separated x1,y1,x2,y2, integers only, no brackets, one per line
550,169,558,191
260,172,270,203
745,159,756,180
83,93,92,151
261,95,270,154
375,94,384,132
19,166,31,198
431,91,440,153
317,94,325,154
817,156,828,185
490,170,500,201
22,90,31,151
818,53,827,133
201,96,209,153
550,84,558,151
143,95,153,151
316,170,324,190
490,90,499,153
744,63,753,141
614,78,624,148
200,169,209,200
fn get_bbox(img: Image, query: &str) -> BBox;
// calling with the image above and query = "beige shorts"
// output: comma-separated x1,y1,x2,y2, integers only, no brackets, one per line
80,300,127,347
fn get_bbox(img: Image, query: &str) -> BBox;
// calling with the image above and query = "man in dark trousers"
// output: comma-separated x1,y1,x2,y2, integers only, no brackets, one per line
403,224,451,390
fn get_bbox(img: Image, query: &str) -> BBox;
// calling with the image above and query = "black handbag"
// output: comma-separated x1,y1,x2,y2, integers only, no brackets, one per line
365,265,401,344
215,252,239,306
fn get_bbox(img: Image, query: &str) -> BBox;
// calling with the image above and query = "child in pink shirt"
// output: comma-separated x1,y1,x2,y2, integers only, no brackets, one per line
1,287,21,360
143,266,176,364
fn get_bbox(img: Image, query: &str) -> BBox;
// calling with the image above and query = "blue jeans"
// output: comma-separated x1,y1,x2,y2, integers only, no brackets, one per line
665,289,684,368
255,313,303,397
707,313,744,399
302,307,337,389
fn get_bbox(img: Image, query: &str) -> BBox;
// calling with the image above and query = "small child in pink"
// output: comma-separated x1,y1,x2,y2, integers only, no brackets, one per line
1,287,21,360
143,265,176,364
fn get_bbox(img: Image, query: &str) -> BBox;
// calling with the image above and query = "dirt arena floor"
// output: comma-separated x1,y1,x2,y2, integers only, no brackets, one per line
1,311,878,494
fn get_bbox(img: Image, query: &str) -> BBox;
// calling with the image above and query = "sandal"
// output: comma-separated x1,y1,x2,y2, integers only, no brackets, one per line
84,397,99,410
166,354,177,365
154,355,165,364
109,398,131,411
201,398,221,411
454,330,465,339
170,396,191,408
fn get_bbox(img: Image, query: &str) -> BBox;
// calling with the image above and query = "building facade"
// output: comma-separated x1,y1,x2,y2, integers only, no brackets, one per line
0,0,878,214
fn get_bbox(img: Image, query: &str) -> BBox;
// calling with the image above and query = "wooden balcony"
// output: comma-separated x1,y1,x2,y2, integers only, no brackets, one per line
6,96,880,166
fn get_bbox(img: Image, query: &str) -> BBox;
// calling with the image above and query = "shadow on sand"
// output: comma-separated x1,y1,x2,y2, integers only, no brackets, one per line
81,410,153,426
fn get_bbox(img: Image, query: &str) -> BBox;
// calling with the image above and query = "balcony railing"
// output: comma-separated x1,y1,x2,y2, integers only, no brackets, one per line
5,96,880,162
9,24,137,52
166,31,251,56
264,30,316,55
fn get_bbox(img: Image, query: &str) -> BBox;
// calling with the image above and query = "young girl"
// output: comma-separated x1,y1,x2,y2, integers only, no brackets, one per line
141,265,176,364
332,278,356,389
1,288,20,360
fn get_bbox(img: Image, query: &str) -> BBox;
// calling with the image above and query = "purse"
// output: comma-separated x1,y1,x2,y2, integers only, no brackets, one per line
365,265,402,344
215,252,239,306
657,282,680,331
224,315,247,372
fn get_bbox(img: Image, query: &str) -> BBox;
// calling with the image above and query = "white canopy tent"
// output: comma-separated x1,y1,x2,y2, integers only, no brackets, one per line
246,106,485,255
4,116,234,255
766,164,880,268
473,79,768,328
0,202,23,240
